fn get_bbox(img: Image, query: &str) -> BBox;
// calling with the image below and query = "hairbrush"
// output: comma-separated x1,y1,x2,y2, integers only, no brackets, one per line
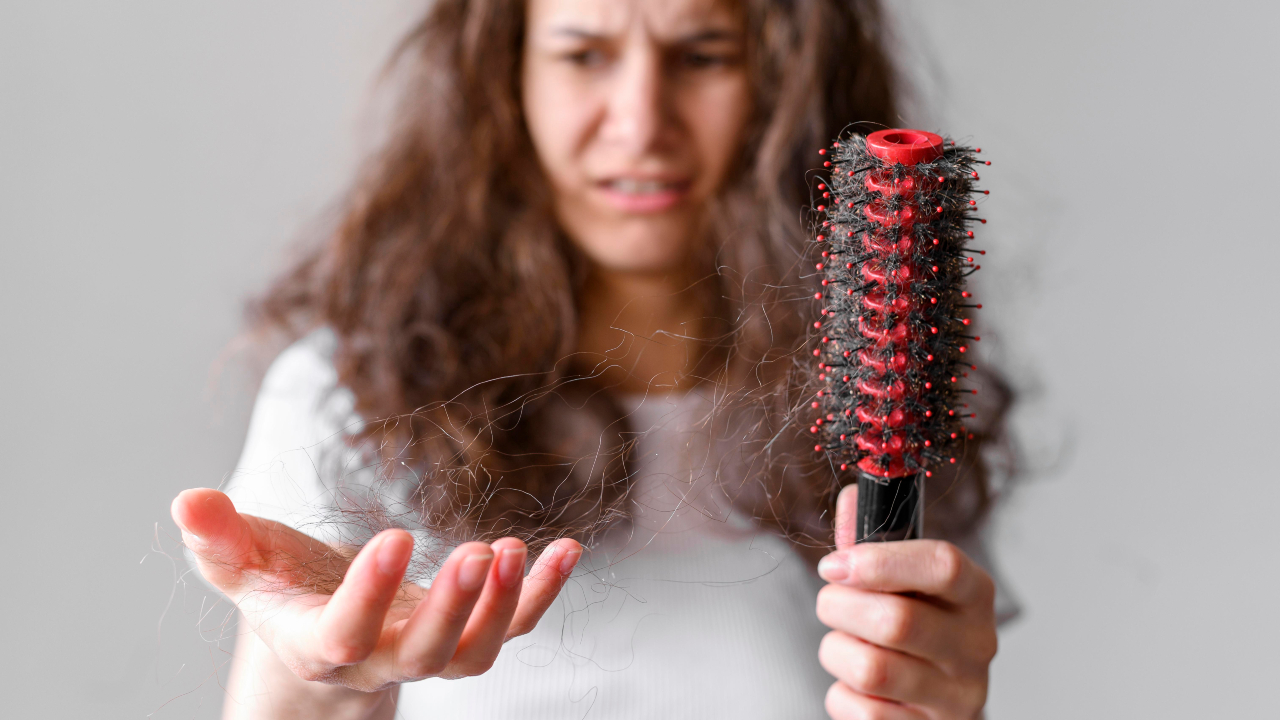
809,128,989,542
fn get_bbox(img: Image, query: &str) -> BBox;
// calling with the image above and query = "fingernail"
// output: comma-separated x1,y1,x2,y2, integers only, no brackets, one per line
558,548,582,576
817,555,849,583
497,547,527,588
457,553,493,592
375,534,409,576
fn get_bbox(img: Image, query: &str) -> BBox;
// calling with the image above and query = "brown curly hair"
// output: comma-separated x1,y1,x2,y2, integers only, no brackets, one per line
253,0,1014,558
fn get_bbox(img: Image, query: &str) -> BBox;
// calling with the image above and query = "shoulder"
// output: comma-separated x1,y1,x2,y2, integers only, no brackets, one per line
258,327,340,406
248,328,358,441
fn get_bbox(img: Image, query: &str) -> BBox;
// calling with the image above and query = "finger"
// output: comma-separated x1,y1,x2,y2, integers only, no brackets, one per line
506,539,582,640
392,542,493,680
819,540,991,606
834,484,858,550
449,537,529,674
816,584,961,663
312,530,414,666
819,631,948,710
825,681,926,720
171,488,257,588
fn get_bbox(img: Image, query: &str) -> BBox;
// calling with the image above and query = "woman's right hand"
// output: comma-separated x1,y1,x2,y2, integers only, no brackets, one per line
171,488,581,693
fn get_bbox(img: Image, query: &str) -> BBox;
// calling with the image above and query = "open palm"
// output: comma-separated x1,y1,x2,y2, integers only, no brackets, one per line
172,488,581,692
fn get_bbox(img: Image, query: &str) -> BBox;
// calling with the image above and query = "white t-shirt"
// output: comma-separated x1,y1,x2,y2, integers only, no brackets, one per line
224,330,1014,719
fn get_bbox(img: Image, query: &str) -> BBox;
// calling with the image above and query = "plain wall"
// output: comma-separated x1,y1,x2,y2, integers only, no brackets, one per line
2,1,1277,717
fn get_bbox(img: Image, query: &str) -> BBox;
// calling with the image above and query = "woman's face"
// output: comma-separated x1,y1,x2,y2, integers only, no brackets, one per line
522,0,751,275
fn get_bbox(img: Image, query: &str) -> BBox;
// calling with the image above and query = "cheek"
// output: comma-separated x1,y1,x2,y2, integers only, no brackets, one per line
685,78,752,192
523,70,595,187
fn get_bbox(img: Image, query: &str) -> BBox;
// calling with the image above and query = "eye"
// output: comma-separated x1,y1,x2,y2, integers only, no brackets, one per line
563,48,607,68
681,51,729,69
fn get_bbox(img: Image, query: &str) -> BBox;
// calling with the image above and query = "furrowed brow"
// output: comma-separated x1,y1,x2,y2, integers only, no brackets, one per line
549,27,610,41
673,28,739,44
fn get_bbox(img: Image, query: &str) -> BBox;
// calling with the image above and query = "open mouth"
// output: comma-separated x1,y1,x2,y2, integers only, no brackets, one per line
595,177,691,213
602,178,686,194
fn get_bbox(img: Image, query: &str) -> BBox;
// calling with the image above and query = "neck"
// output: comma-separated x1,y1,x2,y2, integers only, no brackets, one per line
576,266,705,394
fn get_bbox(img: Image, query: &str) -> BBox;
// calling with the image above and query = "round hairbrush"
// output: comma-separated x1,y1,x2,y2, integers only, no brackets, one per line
809,128,989,542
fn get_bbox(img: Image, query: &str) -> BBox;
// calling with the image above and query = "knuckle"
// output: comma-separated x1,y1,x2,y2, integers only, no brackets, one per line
878,602,915,646
400,655,448,680
815,585,841,624
292,666,322,683
851,648,890,694
977,627,999,663
433,603,473,629
506,619,535,641
956,677,990,713
932,543,966,591
289,661,334,684
453,655,497,678
319,639,369,667
823,682,846,719
817,631,841,670
858,548,890,585
863,707,891,720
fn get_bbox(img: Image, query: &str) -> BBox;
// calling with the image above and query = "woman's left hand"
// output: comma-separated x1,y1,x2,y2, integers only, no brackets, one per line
815,485,998,720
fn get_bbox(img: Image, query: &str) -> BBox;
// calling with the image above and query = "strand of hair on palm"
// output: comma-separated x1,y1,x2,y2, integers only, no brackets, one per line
807,128,991,543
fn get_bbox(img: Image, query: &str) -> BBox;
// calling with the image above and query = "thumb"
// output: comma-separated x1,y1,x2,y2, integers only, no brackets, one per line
171,488,257,589
834,483,858,551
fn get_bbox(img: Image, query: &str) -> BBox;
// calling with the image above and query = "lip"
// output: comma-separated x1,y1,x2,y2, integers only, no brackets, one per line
593,176,692,214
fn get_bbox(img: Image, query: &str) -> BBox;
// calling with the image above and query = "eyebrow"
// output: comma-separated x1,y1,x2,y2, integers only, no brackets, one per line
548,26,740,44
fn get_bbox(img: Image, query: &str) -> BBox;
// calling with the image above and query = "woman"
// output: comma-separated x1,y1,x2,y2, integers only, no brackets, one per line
172,0,1011,717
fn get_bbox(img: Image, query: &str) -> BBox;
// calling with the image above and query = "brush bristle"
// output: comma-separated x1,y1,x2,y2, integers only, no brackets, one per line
807,131,988,480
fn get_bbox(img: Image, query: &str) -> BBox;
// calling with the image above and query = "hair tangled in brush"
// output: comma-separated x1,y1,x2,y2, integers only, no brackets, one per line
807,130,990,482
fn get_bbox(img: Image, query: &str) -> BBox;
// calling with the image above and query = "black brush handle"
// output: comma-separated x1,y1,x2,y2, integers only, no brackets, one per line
855,472,923,542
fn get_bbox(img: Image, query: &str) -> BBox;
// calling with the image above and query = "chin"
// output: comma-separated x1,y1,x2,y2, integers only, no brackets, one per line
583,222,694,275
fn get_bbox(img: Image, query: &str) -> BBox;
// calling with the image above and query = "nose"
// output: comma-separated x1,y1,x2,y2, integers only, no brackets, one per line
601,47,668,156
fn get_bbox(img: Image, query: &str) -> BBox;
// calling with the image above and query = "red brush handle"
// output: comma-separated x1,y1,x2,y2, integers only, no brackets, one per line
853,129,944,479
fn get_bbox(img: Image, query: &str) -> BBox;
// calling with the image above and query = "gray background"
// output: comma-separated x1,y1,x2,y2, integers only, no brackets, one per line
2,1,1276,717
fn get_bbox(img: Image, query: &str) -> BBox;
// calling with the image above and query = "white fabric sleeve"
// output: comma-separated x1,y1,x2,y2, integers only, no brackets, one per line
220,329,374,548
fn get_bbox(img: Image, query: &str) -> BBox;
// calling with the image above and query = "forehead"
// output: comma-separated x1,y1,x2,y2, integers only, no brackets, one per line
527,0,741,37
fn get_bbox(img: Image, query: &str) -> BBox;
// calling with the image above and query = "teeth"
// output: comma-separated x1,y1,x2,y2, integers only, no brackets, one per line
610,179,675,194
